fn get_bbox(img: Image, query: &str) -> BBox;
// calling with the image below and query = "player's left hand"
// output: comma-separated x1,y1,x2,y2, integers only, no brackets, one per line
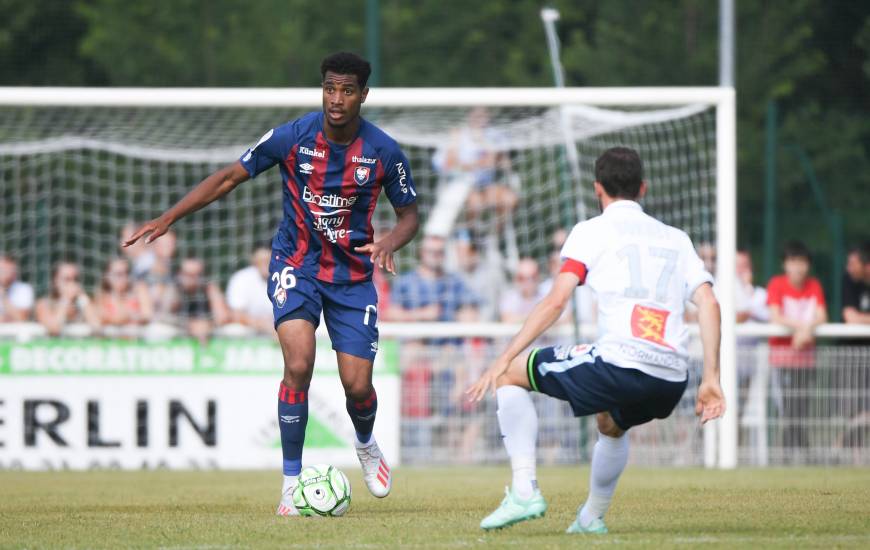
695,380,726,424
356,239,397,275
466,358,509,402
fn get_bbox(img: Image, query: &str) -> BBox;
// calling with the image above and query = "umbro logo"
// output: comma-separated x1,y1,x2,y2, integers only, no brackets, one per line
356,412,376,421
280,415,300,424
299,162,314,175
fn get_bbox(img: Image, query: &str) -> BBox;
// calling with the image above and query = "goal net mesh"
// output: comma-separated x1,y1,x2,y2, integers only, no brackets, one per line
0,99,718,466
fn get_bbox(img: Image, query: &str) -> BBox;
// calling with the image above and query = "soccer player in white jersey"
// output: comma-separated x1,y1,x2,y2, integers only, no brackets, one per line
467,147,725,534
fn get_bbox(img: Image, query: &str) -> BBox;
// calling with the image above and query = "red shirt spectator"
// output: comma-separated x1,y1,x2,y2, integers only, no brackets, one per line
767,262,826,368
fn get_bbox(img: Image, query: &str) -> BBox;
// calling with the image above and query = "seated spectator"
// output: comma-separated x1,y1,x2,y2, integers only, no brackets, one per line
120,222,156,280
766,241,827,453
453,235,502,321
35,261,100,336
95,258,153,332
389,236,479,323
139,229,178,324
842,243,870,324
226,246,274,335
499,258,544,323
0,254,34,322
174,258,229,344
735,249,769,323
432,107,518,230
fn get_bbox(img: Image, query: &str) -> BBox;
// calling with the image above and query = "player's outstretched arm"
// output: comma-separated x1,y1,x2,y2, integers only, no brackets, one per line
355,203,419,275
467,271,579,401
122,161,250,246
692,282,725,423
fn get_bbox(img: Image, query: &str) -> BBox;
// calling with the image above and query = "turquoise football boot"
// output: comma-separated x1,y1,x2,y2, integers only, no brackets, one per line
480,487,547,530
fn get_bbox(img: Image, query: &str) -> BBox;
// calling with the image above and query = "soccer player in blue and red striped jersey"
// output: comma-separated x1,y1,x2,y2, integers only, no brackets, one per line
124,52,419,515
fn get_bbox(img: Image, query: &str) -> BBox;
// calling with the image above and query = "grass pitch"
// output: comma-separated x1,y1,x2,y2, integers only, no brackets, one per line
1,467,868,549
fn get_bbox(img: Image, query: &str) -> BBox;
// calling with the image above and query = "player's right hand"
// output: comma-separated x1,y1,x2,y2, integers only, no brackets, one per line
695,380,725,424
466,358,509,402
122,217,170,247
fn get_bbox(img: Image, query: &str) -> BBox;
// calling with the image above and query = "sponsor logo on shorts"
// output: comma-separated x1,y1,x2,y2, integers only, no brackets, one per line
370,341,378,353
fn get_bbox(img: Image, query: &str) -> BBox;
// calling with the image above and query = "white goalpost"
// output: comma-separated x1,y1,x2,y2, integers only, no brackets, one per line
0,86,737,469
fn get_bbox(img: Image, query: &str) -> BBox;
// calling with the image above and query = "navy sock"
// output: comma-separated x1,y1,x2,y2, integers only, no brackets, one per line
346,389,378,444
278,382,308,476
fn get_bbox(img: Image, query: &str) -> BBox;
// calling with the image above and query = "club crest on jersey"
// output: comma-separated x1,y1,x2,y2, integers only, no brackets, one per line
354,166,371,186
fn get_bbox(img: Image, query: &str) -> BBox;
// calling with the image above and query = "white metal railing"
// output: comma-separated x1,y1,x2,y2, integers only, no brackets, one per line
2,321,869,342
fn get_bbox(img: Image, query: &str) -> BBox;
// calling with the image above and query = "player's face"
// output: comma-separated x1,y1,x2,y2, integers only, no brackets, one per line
322,72,367,128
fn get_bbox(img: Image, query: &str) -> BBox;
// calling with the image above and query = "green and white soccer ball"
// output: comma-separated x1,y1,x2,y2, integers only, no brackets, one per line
292,464,352,517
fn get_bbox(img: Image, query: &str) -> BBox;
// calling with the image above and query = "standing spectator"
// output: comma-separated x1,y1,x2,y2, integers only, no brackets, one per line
226,246,274,335
139,229,178,324
95,258,153,334
35,261,100,336
120,222,156,279
842,243,870,324
697,241,717,277
0,254,34,322
736,249,769,323
453,236,502,321
734,249,770,464
499,258,544,323
839,243,870,453
766,241,827,455
389,236,479,323
174,257,229,344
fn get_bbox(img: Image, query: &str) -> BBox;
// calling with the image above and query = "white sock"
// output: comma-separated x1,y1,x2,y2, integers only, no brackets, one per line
496,385,538,500
282,474,298,495
579,431,629,526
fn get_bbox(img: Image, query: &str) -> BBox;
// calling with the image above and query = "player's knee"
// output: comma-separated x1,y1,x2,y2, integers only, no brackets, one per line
495,354,531,389
282,359,313,389
596,412,625,438
343,381,374,403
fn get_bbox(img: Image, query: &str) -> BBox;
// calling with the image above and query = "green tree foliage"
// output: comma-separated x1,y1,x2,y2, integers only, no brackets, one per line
0,0,868,295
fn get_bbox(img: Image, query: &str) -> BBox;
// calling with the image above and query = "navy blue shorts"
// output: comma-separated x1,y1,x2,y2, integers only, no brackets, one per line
267,254,379,361
527,344,687,431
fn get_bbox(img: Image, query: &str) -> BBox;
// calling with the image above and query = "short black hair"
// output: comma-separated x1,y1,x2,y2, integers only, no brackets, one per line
594,147,644,199
320,52,371,88
783,240,811,262
848,242,870,264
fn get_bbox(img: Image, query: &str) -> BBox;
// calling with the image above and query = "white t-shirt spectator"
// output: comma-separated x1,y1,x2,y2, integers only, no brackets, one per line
499,286,546,321
1,280,35,318
225,266,272,320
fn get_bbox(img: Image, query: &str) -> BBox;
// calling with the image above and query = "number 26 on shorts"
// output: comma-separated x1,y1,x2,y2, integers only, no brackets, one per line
271,266,297,297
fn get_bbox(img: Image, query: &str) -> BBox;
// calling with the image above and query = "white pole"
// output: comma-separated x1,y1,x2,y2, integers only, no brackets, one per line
719,0,735,87
716,89,738,469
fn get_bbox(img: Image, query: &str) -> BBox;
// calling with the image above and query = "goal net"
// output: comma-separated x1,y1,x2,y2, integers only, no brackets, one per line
0,87,736,468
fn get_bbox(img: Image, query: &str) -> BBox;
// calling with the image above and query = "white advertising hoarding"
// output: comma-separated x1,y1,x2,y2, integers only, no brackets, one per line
0,338,400,471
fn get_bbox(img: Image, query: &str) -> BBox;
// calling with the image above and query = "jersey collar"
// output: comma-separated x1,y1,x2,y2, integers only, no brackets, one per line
603,200,643,213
